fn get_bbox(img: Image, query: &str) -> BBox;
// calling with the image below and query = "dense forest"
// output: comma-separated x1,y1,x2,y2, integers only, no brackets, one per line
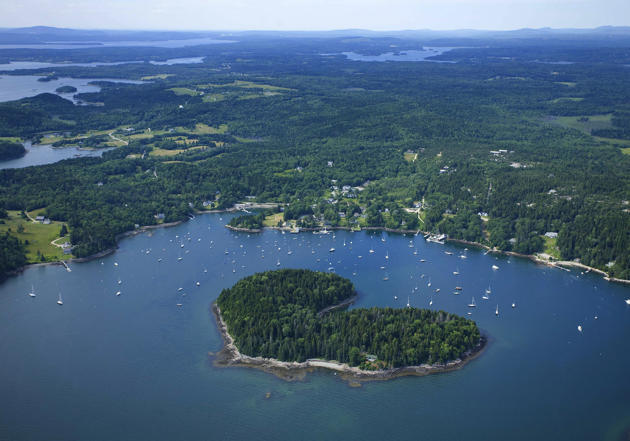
217,269,481,368
0,32,629,279
0,141,26,161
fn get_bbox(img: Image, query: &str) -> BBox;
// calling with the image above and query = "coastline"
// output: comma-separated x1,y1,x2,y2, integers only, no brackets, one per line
211,302,487,382
6,204,629,286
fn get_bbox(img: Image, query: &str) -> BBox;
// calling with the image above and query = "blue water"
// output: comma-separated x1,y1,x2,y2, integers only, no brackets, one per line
341,47,457,62
0,38,235,50
0,141,111,170
0,74,146,103
0,214,629,440
0,57,205,71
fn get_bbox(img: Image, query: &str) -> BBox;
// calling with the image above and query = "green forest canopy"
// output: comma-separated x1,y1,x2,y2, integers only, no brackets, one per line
217,269,481,368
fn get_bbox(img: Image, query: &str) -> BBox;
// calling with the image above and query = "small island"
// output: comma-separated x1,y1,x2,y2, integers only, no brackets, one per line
55,85,78,93
225,212,265,232
213,269,484,380
0,141,26,162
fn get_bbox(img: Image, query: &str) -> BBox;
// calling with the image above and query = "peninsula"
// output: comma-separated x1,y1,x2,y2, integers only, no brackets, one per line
213,269,484,379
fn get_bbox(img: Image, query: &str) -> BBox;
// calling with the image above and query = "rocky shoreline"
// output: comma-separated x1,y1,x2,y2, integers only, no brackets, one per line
211,303,487,382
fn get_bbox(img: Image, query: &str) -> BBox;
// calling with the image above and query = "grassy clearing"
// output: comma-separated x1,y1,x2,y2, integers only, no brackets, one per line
199,80,294,91
554,81,577,87
169,87,201,96
622,147,630,155
141,74,174,80
548,97,584,104
403,152,417,162
0,210,70,262
0,136,23,143
263,213,284,227
551,114,613,134
202,93,226,103
542,236,562,260
183,123,228,135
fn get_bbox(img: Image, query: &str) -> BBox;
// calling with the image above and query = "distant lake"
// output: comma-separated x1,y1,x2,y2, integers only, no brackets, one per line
0,57,205,71
0,141,111,169
340,47,457,62
0,213,629,440
0,38,235,50
0,74,146,103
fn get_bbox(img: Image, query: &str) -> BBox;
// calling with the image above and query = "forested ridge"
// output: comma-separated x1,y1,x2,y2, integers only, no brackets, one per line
217,269,481,368
0,34,629,280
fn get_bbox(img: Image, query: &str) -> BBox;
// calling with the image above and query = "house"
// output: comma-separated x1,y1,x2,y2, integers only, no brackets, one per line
544,232,558,238
155,213,165,220
35,215,45,222
327,161,334,167
43,219,51,225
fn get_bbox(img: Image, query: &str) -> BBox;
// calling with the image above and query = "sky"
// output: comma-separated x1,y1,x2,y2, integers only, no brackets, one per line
1,0,629,31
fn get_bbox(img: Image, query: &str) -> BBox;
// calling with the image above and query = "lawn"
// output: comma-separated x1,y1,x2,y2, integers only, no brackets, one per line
0,210,70,262
263,212,284,227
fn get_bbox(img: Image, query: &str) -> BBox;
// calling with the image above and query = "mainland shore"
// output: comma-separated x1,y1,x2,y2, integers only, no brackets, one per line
8,203,629,286
211,303,487,382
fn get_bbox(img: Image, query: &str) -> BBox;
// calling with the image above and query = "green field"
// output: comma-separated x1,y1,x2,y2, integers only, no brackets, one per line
0,211,70,262
551,114,613,134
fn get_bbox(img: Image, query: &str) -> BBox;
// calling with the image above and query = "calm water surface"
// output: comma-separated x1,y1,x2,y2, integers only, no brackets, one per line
341,47,457,62
0,57,205,71
0,141,111,170
0,214,629,441
0,74,146,103
0,38,235,50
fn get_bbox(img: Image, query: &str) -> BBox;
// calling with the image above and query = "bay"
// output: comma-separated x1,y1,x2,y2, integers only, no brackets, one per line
0,141,112,170
0,213,628,440
0,74,146,103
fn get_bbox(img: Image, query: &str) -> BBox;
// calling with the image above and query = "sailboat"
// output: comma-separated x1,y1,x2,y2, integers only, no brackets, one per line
427,278,432,287
495,305,499,316
57,293,63,305
406,296,410,308
429,297,433,306
468,297,476,307
28,285,36,298
453,268,460,275
385,251,389,260
276,259,280,266
482,285,490,300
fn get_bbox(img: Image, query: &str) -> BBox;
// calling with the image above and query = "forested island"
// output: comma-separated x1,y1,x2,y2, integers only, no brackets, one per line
0,29,629,281
55,85,78,93
214,269,483,377
0,141,26,161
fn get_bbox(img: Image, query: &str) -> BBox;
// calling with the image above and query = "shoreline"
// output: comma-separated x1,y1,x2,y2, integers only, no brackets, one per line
6,205,629,286
211,302,487,382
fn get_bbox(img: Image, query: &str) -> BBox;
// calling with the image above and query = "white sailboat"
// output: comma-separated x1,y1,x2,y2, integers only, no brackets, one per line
28,285,36,298
427,278,431,287
57,293,63,305
482,285,490,300
495,305,499,316
468,297,476,307
385,251,389,260
429,297,433,306
406,296,410,308
453,268,460,275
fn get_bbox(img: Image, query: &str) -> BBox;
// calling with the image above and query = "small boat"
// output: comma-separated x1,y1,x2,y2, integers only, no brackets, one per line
178,287,183,291
176,303,183,307
157,258,162,262
329,248,335,252
114,262,118,266
468,297,476,308
445,251,453,256
511,302,516,308
28,285,36,298
385,251,389,259
177,257,183,261
453,269,460,275
276,259,280,266
577,325,583,332
454,286,463,291
287,250,293,255
485,285,492,295
435,288,440,293
394,295,398,300
406,296,410,308
427,278,431,287
492,265,499,270
625,299,630,305
57,294,63,305
116,291,121,296
196,282,200,286
420,259,426,262
429,297,433,306
369,249,375,254
495,305,499,316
